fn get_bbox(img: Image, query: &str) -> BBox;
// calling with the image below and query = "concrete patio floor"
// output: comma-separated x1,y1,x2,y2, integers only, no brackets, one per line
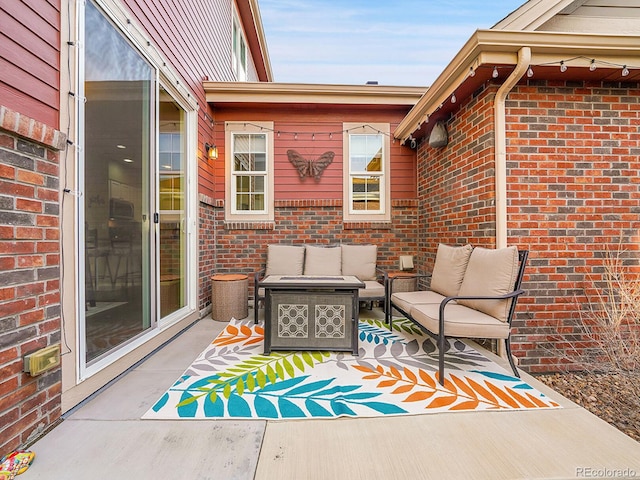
25,307,640,479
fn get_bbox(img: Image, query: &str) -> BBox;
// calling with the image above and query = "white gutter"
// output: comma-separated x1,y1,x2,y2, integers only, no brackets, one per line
494,47,531,249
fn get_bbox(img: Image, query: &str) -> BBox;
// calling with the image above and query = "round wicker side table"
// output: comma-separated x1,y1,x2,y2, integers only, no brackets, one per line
211,274,249,321
387,272,417,293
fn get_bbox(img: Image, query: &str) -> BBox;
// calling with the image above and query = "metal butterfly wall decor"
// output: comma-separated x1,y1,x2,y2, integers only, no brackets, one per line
287,150,335,181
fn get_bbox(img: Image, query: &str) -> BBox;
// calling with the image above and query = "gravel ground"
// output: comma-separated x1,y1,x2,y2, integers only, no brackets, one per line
535,372,640,443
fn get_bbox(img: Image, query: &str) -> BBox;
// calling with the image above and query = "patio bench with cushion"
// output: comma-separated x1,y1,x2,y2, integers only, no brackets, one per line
386,244,528,385
254,243,386,324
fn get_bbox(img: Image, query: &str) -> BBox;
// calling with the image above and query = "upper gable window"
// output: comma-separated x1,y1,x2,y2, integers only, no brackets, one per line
343,123,391,222
232,13,247,81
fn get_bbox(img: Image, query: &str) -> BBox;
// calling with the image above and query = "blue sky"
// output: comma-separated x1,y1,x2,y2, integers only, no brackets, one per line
259,0,525,86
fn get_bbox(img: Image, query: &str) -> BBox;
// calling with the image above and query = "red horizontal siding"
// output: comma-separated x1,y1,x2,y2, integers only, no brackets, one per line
123,0,237,200
1,1,59,50
273,122,344,199
0,63,59,127
213,105,417,202
21,0,59,27
391,140,418,200
0,32,58,91
0,0,60,128
125,0,237,87
0,57,58,107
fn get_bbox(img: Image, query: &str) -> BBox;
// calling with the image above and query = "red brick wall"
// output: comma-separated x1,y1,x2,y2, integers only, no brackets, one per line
417,80,640,373
198,198,419,311
417,84,500,275
0,106,66,454
506,80,640,372
198,195,218,313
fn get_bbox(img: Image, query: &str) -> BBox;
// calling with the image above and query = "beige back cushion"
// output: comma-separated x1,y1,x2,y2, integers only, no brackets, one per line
304,245,342,275
341,244,377,281
265,244,305,276
430,244,473,297
457,246,519,322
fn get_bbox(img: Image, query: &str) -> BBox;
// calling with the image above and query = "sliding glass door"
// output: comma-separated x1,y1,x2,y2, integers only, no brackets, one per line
159,89,187,318
82,0,153,364
80,0,194,374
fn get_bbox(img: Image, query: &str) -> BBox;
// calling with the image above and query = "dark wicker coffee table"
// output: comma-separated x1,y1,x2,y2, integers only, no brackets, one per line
260,275,364,355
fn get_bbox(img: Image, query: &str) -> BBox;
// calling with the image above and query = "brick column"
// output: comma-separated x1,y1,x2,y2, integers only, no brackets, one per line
0,106,67,453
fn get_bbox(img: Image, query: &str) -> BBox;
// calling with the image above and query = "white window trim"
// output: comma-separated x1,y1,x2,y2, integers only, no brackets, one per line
225,121,274,222
232,9,248,82
342,123,391,222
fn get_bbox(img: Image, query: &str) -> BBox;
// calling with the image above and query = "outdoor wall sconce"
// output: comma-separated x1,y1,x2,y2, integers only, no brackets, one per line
205,143,218,161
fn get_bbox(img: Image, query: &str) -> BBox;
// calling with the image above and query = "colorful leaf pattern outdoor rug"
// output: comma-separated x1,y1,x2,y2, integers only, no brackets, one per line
143,318,560,420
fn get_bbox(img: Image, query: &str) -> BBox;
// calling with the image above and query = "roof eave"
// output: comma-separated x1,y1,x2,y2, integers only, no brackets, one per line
491,0,579,31
395,29,640,142
204,82,427,106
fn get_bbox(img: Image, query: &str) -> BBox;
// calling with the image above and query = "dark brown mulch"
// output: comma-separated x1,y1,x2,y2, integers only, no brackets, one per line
535,372,640,443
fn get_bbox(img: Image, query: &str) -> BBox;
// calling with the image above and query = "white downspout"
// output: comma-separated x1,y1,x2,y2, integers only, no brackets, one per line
494,47,531,248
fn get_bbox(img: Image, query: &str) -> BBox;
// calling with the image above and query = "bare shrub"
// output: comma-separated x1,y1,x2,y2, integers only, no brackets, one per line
579,248,640,385
533,245,640,441
542,244,640,399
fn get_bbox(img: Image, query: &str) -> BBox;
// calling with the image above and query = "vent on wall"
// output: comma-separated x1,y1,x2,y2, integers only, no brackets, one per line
399,255,414,271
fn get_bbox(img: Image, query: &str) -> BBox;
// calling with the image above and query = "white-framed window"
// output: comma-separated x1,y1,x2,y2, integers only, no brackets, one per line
232,12,247,81
225,122,274,221
343,123,391,222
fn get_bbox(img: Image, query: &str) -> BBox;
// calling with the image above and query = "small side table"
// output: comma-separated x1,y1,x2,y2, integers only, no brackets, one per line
386,272,417,315
211,274,249,321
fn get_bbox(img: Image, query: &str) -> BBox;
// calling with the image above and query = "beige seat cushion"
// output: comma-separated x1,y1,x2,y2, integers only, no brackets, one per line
341,244,377,281
304,245,342,276
457,246,519,322
409,303,510,339
430,244,473,297
390,290,447,314
359,280,385,299
265,244,306,276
